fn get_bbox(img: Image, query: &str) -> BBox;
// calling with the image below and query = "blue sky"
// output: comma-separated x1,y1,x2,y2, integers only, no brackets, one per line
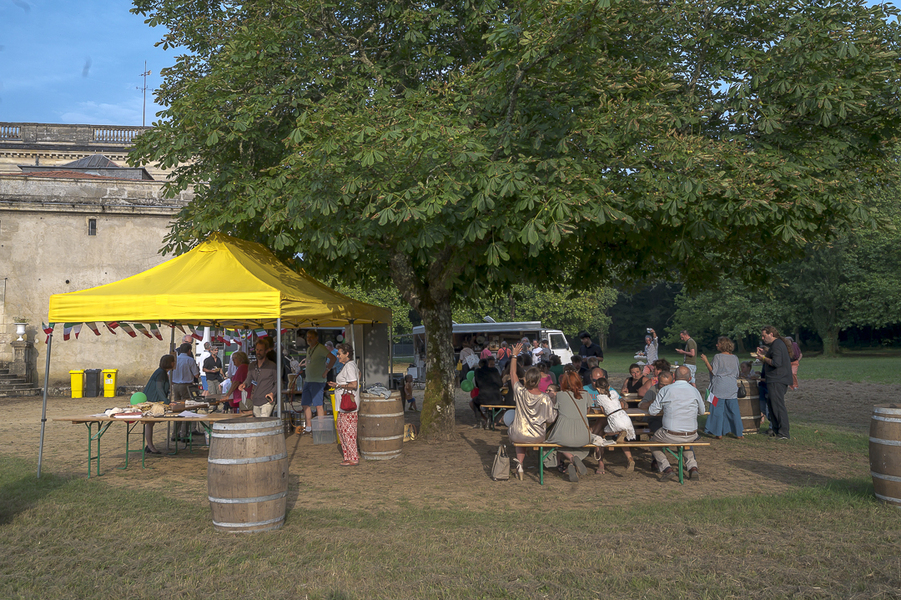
0,0,899,127
0,0,170,125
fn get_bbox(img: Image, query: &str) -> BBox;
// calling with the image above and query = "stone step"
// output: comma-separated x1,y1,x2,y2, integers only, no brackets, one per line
0,374,25,382
0,388,42,398
0,382,38,390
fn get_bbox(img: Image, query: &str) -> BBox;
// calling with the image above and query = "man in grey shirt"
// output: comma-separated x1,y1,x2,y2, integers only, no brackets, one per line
647,365,705,482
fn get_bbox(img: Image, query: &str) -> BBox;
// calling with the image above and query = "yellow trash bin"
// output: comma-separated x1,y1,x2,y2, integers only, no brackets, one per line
69,369,84,399
102,369,119,398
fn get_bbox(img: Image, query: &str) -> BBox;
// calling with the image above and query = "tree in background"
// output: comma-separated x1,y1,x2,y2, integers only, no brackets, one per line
670,178,901,356
452,285,617,345
131,0,901,438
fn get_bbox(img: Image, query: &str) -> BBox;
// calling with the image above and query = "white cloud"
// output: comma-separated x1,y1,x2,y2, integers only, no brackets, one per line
59,101,145,126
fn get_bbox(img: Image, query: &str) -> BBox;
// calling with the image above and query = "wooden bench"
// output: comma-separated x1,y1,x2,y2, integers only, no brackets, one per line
512,441,711,485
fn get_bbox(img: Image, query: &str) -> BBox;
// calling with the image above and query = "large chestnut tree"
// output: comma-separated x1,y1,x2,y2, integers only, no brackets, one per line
130,0,901,439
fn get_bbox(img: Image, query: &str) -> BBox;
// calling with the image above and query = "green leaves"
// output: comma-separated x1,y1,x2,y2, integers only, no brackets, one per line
130,0,901,304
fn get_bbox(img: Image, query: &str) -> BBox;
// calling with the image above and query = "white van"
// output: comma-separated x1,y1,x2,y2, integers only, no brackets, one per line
408,321,573,381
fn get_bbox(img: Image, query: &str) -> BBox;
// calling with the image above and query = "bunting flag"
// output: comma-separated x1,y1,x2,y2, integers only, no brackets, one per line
191,327,204,341
43,322,55,344
174,324,186,334
254,328,269,338
150,323,163,341
72,323,83,339
119,323,138,338
133,323,153,338
63,323,74,341
104,322,117,335
85,322,101,336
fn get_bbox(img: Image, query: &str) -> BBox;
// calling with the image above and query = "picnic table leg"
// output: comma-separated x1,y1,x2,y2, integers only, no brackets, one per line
663,446,685,485
85,421,113,478
120,421,147,470
539,447,556,485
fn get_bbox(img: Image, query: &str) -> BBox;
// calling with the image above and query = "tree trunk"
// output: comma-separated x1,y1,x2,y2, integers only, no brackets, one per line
811,311,840,357
417,302,457,441
821,326,840,357
389,250,460,441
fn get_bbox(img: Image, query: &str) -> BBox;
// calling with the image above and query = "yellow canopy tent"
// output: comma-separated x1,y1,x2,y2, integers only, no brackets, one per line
38,233,392,477
47,232,391,327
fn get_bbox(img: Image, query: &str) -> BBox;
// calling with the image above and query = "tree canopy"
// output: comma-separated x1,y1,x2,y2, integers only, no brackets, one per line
670,169,901,356
131,0,901,438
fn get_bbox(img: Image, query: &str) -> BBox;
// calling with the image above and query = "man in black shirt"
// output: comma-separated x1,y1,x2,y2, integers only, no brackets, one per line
203,346,224,396
579,331,604,362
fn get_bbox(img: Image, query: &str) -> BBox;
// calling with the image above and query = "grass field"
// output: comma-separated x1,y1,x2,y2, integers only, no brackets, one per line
1,449,898,599
598,350,901,385
4,351,899,598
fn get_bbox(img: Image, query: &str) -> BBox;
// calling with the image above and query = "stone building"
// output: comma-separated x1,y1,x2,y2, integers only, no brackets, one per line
0,122,192,389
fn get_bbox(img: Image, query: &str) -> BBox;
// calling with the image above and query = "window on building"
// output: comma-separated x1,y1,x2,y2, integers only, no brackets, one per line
88,218,97,236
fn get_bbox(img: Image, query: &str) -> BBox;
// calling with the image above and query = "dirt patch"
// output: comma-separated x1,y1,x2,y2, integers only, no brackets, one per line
2,373,888,512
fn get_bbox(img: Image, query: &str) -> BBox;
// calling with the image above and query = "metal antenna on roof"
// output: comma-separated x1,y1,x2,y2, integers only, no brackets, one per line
137,61,152,127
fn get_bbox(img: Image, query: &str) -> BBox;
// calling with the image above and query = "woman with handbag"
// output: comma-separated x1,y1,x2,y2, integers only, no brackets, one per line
329,343,361,467
544,370,592,482
701,336,743,439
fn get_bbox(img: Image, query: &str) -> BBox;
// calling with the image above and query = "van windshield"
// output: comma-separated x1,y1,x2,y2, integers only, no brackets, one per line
549,333,568,350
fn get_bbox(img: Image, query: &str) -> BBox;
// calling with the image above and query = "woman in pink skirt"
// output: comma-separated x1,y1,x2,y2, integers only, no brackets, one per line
329,343,361,466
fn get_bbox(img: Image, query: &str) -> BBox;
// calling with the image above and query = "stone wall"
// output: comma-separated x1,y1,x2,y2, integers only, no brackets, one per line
0,174,192,386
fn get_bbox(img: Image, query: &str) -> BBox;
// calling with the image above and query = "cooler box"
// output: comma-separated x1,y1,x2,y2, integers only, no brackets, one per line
102,369,119,397
69,370,84,399
84,369,102,397
312,415,337,445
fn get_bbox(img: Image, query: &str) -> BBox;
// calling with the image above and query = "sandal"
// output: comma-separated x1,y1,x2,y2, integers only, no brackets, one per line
339,460,359,467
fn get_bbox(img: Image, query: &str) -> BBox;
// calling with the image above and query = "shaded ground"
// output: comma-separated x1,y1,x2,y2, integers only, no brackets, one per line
2,373,891,514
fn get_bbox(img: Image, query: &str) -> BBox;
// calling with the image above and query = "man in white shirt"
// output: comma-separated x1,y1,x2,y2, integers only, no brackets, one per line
647,365,705,482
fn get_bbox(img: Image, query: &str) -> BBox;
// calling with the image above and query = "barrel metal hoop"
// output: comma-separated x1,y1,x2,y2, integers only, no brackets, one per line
872,415,901,424
869,437,901,446
361,449,403,455
360,412,404,418
208,490,287,504
208,452,288,465
873,492,901,506
212,421,284,431
871,471,901,482
360,434,403,441
212,515,285,528
211,431,283,438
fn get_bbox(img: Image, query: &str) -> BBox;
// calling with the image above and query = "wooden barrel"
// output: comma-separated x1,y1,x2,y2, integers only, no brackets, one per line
207,417,288,533
736,379,762,434
869,404,901,509
358,391,404,461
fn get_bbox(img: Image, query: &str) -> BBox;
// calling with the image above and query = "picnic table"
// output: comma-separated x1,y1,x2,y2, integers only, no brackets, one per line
53,413,241,477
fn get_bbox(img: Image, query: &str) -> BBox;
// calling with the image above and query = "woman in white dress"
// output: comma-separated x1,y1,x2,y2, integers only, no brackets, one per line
592,377,636,474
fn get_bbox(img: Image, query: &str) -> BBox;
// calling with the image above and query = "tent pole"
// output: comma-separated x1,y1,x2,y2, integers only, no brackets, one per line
276,318,282,419
37,331,53,478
